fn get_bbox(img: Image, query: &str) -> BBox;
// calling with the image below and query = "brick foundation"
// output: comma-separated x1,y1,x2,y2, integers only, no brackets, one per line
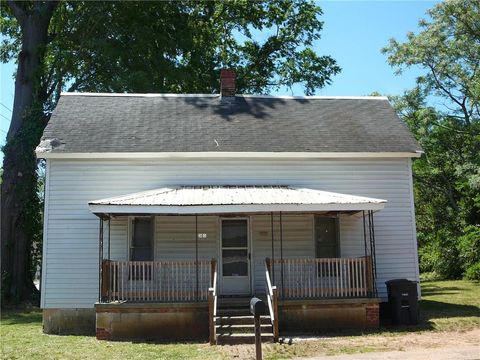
279,298,381,332
96,327,111,340
95,302,208,341
365,303,379,328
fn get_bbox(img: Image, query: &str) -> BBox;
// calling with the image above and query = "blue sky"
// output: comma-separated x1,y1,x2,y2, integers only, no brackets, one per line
0,1,438,160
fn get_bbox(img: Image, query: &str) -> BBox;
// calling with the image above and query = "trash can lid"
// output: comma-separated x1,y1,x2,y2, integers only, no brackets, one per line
385,278,417,285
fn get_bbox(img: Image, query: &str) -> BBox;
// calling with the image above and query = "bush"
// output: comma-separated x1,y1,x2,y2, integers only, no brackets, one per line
433,229,463,279
418,242,437,273
464,262,480,281
458,225,480,278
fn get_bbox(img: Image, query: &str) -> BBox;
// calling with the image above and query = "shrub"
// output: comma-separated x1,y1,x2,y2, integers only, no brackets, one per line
464,262,480,281
458,225,480,278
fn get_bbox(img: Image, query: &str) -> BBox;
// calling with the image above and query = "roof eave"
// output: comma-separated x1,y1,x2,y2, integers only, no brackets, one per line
89,202,386,216
36,151,423,159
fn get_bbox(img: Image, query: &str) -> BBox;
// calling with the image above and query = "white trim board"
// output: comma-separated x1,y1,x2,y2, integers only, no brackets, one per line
36,151,423,159
89,203,385,215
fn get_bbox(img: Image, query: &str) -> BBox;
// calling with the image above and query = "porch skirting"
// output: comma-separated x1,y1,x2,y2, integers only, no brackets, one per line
279,298,380,332
94,302,209,341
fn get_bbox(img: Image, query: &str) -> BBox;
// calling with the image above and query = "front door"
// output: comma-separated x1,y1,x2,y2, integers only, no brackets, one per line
220,219,251,295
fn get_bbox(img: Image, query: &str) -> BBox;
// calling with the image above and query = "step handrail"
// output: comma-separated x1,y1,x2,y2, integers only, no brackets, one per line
208,259,218,345
265,258,279,341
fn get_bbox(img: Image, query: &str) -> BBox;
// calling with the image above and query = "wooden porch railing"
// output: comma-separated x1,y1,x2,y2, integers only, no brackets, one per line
272,256,373,299
208,259,218,345
265,258,279,341
101,259,212,302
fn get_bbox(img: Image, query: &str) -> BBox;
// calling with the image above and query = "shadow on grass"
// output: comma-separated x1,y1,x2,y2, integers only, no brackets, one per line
1,310,42,325
421,286,470,296
420,300,479,318
280,299,479,342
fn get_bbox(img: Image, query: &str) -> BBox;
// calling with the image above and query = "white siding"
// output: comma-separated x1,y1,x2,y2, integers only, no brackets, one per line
155,216,217,261
41,157,419,308
251,214,314,293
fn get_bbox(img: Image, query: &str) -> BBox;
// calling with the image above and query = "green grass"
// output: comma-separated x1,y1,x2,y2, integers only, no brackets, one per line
420,279,480,331
0,311,222,360
1,280,479,360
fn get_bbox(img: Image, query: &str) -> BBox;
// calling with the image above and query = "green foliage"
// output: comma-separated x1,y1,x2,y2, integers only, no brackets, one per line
2,1,340,98
464,262,480,281
385,0,480,279
458,226,480,280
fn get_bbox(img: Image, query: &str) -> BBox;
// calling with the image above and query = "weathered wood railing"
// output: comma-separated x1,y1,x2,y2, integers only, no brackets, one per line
265,258,279,341
101,259,212,302
208,259,218,345
272,256,373,299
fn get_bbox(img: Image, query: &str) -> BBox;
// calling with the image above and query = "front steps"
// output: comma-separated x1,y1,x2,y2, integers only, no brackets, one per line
215,297,274,345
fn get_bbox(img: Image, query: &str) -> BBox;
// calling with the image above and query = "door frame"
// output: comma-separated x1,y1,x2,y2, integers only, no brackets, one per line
218,216,252,296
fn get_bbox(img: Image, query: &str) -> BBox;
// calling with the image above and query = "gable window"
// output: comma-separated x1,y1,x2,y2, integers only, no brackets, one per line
315,217,339,259
130,217,153,261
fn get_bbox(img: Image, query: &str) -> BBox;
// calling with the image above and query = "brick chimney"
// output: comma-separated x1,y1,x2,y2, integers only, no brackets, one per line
220,69,236,97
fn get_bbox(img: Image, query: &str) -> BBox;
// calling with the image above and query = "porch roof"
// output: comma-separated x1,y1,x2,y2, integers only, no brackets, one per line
88,185,386,216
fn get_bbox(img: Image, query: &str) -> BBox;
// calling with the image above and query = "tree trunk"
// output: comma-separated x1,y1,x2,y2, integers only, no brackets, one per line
1,1,57,305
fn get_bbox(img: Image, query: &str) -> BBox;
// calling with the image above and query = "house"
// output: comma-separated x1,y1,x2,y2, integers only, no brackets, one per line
36,70,422,343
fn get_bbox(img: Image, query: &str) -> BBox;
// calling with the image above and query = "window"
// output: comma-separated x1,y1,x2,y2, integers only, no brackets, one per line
130,217,153,261
315,217,339,258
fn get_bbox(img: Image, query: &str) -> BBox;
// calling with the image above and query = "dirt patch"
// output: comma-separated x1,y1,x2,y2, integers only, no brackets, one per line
216,328,480,360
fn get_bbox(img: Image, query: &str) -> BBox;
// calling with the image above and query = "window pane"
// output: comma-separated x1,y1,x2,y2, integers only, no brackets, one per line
131,248,152,262
222,220,248,247
131,218,153,261
315,218,338,258
133,218,152,248
222,249,248,276
316,245,337,258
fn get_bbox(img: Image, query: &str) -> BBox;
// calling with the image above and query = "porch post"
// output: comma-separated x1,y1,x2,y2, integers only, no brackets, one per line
362,210,367,258
370,210,378,296
270,212,275,284
195,214,199,302
107,217,111,261
98,218,104,302
368,211,378,297
279,211,284,300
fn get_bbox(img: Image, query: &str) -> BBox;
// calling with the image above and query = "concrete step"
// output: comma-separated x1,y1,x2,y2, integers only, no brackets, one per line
216,315,271,325
216,324,272,334
216,333,274,345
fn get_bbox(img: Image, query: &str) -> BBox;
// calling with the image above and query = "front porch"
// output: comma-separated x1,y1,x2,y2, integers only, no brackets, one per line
90,186,383,343
96,254,379,342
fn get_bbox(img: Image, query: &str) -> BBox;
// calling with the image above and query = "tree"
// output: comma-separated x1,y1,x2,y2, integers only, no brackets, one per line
1,1,58,304
1,0,340,304
383,0,480,279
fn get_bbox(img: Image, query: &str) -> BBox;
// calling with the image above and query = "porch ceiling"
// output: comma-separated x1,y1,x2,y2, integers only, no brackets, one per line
88,185,386,216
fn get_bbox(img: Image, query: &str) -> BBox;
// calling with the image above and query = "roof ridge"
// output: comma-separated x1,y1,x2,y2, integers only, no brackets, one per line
60,92,389,100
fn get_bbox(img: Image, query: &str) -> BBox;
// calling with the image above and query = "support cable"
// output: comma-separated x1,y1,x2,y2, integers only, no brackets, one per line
195,215,199,302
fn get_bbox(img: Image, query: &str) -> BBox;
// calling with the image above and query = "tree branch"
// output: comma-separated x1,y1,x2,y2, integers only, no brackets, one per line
7,1,27,26
427,63,471,125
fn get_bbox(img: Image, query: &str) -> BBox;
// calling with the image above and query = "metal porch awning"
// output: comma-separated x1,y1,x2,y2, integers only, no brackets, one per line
88,185,386,216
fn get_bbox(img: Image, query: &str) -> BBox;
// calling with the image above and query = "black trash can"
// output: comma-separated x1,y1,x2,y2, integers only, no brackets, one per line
385,279,419,325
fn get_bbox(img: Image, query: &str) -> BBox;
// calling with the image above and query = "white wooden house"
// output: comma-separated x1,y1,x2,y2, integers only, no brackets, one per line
36,70,422,343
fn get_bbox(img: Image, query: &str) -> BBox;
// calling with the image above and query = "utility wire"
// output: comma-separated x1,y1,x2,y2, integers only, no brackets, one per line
0,103,12,113
0,113,11,122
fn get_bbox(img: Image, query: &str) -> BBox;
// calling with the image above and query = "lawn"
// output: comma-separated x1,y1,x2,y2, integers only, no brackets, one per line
420,279,480,331
1,280,479,360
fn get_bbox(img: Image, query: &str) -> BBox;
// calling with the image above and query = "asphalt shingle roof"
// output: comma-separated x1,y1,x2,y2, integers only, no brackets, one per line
38,94,421,153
